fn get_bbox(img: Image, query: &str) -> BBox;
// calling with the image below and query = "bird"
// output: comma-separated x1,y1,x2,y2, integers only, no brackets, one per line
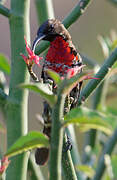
32,19,83,165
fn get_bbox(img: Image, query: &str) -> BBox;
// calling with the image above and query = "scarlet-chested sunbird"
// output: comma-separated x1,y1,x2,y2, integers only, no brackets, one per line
32,19,83,165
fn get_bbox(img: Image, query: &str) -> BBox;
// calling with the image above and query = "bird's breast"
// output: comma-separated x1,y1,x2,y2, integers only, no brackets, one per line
45,36,78,75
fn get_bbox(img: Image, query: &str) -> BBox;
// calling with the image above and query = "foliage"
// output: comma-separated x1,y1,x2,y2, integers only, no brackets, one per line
5,131,49,158
0,0,117,180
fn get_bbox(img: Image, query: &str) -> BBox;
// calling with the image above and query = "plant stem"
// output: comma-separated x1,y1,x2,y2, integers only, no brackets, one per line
6,0,30,179
92,128,117,180
66,126,83,180
91,83,104,110
35,0,92,55
100,78,110,110
81,48,117,165
35,0,54,24
28,154,44,180
78,47,117,106
0,4,10,17
62,135,77,180
63,0,92,29
49,93,65,180
80,47,117,164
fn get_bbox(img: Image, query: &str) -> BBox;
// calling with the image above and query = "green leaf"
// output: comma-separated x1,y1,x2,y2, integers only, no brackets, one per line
63,107,112,135
46,69,61,85
60,71,85,95
19,83,57,107
5,131,49,158
76,165,95,178
0,54,10,75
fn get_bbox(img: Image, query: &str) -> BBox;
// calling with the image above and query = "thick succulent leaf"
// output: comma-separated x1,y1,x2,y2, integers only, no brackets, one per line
46,69,61,85
19,83,57,107
76,165,95,178
5,131,49,158
0,54,10,75
63,107,113,135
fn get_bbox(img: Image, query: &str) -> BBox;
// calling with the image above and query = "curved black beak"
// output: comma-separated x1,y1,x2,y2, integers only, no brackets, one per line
32,34,46,52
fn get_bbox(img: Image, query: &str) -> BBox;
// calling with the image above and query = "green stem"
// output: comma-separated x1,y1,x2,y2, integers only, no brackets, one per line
49,93,65,180
78,47,117,106
81,48,117,164
6,0,30,179
92,83,104,110
80,48,117,164
0,4,10,17
63,0,92,29
28,154,44,180
92,128,117,180
66,126,83,180
35,0,92,55
100,78,110,109
35,0,54,24
62,135,77,180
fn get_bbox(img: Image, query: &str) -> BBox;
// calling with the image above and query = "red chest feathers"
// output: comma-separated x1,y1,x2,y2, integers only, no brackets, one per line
46,36,77,65
45,36,78,74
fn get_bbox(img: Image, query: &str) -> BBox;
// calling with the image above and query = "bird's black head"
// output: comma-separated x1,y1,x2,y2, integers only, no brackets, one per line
32,19,71,52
